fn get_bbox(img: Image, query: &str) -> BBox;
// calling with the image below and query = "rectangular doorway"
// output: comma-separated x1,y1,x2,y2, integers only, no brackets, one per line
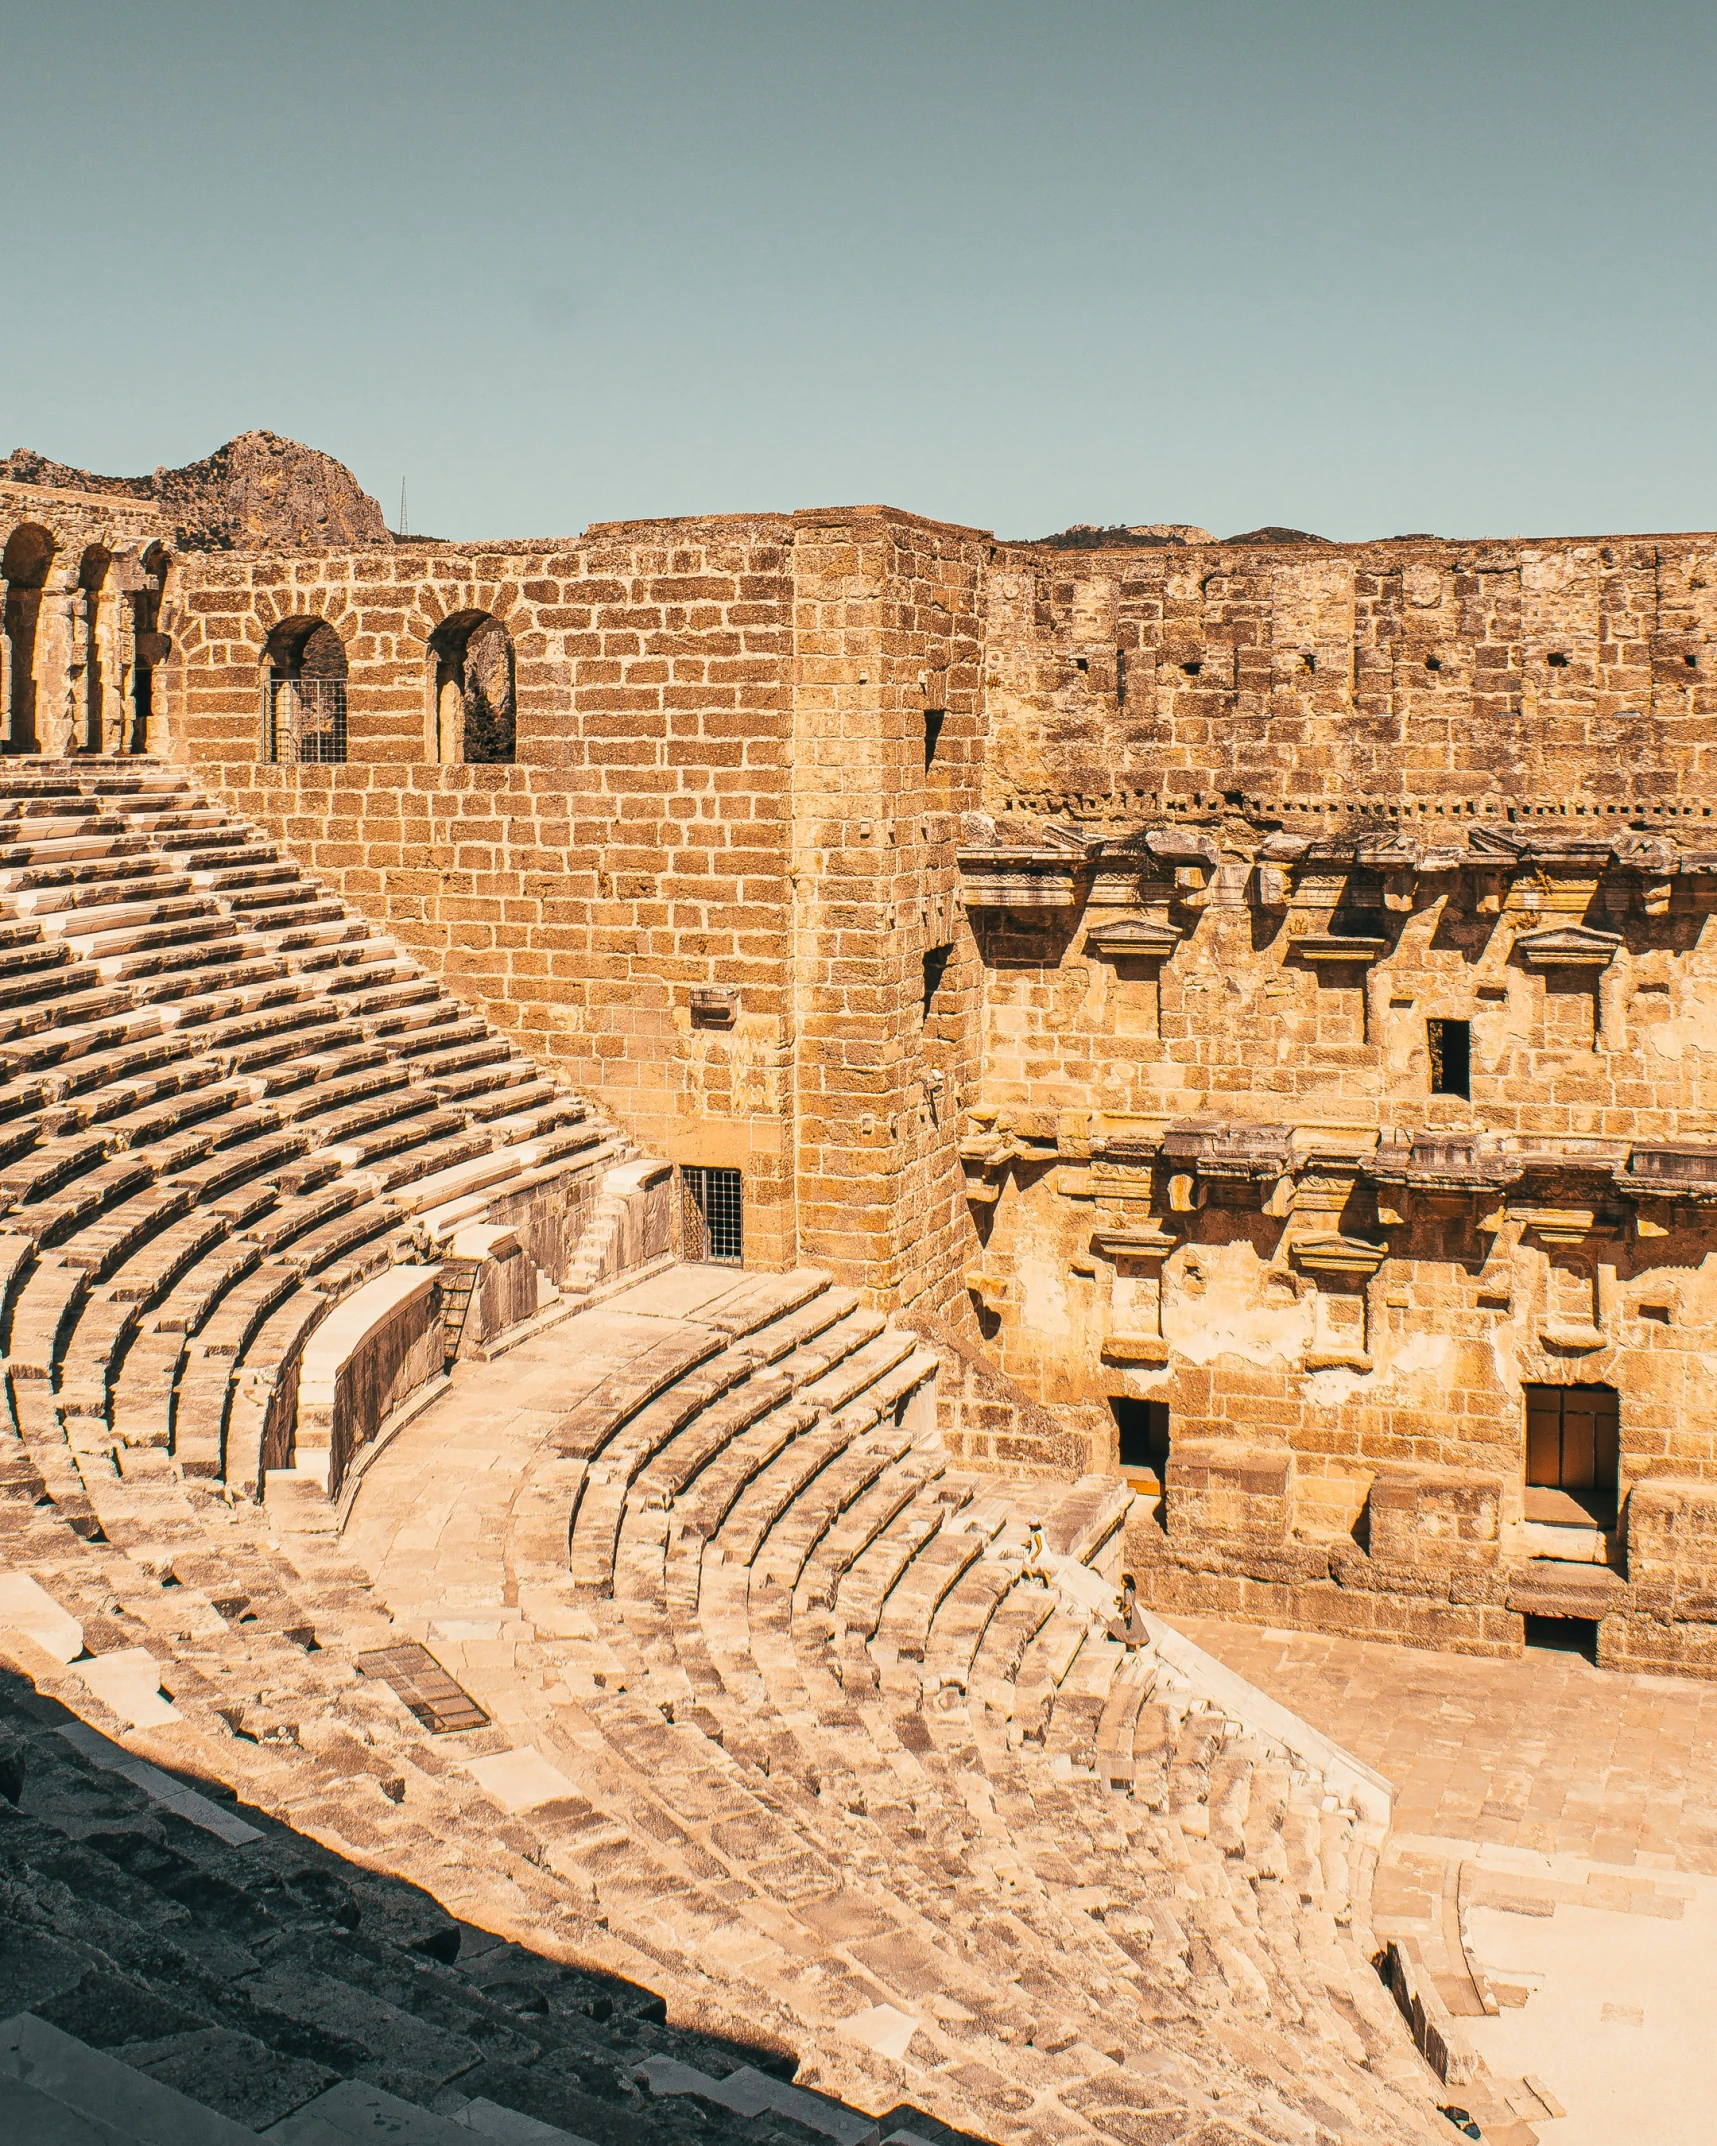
681,1167,744,1265
1111,1398,1169,1482
1524,1382,1618,1525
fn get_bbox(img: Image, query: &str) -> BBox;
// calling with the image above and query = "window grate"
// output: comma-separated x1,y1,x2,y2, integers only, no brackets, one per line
682,1166,743,1265
354,1642,489,1733
263,676,347,764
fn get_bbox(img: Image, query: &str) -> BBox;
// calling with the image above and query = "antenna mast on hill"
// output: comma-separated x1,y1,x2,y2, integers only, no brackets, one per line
399,478,408,539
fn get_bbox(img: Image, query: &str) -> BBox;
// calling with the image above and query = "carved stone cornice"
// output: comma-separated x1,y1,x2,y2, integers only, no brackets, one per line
1511,923,1623,969
1289,1232,1390,1279
957,848,1088,909
1615,1144,1717,1202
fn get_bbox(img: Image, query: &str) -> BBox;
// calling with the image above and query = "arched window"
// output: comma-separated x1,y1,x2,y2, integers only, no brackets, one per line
2,522,56,754
428,611,515,764
262,616,348,763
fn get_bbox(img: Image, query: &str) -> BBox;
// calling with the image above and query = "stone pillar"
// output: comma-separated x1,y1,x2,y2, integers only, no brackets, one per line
789,509,985,1313
33,569,81,755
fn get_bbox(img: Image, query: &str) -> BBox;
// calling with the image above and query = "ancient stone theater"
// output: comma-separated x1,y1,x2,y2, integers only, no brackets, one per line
0,432,1711,2143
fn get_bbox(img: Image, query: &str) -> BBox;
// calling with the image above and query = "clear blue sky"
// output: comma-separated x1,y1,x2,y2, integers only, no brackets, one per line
3,1,1712,542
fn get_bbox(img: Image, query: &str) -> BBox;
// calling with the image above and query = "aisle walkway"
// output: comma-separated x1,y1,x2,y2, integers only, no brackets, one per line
344,1264,750,1633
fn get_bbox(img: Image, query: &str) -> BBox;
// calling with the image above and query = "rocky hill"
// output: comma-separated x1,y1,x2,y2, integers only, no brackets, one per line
0,430,390,551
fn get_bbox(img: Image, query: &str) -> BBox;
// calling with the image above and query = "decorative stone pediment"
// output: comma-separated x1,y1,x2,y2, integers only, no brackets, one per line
1083,917,1183,960
1090,1222,1177,1264
1286,929,1389,966
1512,923,1622,969
1513,1204,1604,1245
1290,1232,1389,1279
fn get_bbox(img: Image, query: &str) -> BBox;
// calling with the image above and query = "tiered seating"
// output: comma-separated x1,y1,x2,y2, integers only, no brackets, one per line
0,764,1450,2144
335,1267,1449,2145
0,761,635,1524
0,1256,1448,2142
0,1641,971,2140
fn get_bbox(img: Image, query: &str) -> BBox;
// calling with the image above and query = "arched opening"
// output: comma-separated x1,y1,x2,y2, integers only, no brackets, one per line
129,543,171,753
262,616,348,764
428,611,515,764
78,545,111,753
2,522,56,754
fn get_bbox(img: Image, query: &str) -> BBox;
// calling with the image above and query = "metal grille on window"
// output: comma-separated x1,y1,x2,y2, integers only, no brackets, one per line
264,676,347,764
682,1166,743,1265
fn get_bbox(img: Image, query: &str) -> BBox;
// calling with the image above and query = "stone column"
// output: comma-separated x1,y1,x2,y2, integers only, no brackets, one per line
33,569,81,755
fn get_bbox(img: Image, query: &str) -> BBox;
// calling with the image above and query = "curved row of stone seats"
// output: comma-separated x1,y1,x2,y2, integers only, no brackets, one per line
0,1378,987,2141
1,1243,1450,2143
0,1576,973,2141
0,761,665,1533
328,1267,1447,2145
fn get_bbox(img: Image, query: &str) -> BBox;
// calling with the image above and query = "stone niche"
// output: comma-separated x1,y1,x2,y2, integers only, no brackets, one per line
1624,1478,1717,1592
1166,1439,1293,1546
1366,1465,1504,1569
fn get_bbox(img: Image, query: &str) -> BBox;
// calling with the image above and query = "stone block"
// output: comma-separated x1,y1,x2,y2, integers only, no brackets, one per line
1625,1476,1717,1591
1365,1465,1505,1569
1165,1439,1293,1546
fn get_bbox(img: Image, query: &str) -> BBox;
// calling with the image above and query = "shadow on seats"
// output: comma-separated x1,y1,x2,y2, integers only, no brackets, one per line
0,1664,981,2146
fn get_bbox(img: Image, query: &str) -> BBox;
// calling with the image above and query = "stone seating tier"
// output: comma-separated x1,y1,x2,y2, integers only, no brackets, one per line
0,766,1453,2144
0,761,663,1535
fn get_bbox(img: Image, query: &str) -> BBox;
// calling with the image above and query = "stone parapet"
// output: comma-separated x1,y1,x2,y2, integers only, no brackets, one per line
1624,1475,1717,1591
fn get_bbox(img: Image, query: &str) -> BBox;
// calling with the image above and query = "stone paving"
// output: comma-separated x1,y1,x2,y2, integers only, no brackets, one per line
1174,1616,1717,2144
1171,1618,1717,1874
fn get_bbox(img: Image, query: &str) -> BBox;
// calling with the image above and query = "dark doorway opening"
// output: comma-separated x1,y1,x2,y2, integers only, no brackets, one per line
1524,1382,1619,1526
1111,1397,1169,1480
1523,1615,1598,1663
1428,1018,1471,1098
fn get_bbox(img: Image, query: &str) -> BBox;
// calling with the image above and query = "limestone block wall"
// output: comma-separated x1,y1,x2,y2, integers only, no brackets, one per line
157,508,991,1317
160,521,803,1266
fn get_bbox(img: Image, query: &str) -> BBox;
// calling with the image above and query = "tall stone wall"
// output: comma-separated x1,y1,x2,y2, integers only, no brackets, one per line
155,507,989,1318
960,531,1717,1671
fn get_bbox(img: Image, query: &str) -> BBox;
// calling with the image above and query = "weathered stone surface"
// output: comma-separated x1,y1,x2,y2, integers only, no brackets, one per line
2,432,389,551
